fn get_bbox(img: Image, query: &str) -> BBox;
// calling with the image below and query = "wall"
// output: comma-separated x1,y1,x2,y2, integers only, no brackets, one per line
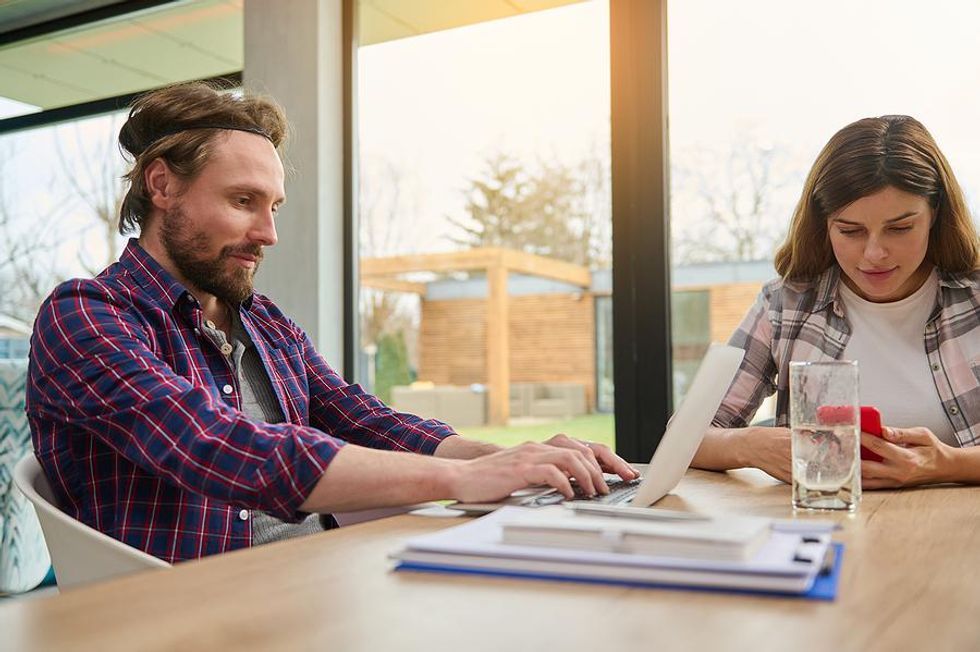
419,293,596,410
706,282,764,344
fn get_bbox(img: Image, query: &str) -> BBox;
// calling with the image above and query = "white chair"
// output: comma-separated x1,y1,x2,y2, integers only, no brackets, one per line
12,455,170,591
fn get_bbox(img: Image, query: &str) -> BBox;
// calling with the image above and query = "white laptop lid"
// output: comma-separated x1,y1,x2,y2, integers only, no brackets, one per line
629,343,744,507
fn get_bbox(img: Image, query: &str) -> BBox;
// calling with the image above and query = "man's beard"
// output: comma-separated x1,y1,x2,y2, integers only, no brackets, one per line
159,206,263,305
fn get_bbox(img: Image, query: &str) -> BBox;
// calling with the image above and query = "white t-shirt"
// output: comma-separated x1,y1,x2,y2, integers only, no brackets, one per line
840,269,958,446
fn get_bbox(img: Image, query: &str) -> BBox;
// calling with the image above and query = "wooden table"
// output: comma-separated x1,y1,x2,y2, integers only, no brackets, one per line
3,469,979,652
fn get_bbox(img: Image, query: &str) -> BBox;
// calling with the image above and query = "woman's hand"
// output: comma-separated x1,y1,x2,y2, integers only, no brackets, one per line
694,427,793,483
860,426,958,489
740,427,793,483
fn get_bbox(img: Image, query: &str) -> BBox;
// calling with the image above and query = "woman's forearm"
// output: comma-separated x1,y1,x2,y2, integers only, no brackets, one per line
945,445,980,484
692,425,793,483
692,427,750,471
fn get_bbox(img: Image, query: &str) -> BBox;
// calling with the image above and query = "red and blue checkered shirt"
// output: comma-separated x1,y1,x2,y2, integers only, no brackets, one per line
26,239,454,562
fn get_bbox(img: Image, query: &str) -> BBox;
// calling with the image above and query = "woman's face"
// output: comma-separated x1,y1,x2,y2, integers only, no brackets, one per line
827,185,934,303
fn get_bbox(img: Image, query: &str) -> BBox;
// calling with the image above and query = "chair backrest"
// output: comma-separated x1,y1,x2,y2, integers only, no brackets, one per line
12,455,169,590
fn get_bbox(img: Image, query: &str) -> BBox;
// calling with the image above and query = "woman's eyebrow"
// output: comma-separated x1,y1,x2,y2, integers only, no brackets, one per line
883,210,918,223
831,210,919,225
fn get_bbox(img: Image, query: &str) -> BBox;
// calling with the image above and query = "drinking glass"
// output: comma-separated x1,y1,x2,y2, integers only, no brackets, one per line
789,360,861,511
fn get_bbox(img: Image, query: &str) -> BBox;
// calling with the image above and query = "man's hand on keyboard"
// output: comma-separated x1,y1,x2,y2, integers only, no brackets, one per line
540,434,640,487
447,435,639,504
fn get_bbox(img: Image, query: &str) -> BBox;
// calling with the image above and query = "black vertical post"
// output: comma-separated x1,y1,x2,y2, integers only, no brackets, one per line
610,0,673,462
342,0,359,383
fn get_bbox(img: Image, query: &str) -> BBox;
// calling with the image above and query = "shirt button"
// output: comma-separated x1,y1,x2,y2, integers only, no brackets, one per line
205,320,216,330
222,384,234,395
931,363,940,371
239,509,249,521
220,343,233,356
950,406,960,415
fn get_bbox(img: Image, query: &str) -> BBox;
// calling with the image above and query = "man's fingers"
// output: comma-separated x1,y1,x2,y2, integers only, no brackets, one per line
587,442,639,480
543,435,608,494
526,464,574,498
550,433,638,482
559,449,603,496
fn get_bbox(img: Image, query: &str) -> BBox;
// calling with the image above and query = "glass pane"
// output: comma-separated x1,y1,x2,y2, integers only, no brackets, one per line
356,0,614,448
667,0,980,421
0,0,241,118
0,112,129,356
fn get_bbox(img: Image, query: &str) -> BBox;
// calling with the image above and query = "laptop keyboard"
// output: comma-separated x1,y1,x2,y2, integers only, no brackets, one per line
523,477,642,507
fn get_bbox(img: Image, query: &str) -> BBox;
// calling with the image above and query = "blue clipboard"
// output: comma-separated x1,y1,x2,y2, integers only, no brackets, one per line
395,543,843,601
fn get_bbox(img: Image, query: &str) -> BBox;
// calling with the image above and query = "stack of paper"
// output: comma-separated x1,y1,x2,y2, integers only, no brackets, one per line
501,509,771,561
391,506,842,598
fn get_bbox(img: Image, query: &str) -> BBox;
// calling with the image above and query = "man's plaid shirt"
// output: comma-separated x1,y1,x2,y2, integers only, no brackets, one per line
714,265,980,446
26,240,454,562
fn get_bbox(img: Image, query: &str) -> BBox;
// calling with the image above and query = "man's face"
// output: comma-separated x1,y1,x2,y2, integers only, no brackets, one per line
157,131,285,304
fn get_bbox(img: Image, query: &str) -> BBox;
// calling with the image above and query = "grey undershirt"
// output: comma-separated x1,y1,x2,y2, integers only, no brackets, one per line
202,311,327,545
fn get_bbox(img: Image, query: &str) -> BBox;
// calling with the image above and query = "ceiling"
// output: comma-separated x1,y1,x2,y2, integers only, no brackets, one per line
0,0,584,116
0,0,241,113
358,0,583,46
0,0,121,35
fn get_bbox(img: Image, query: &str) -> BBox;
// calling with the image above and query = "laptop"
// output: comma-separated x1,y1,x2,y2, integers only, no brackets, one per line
448,343,744,514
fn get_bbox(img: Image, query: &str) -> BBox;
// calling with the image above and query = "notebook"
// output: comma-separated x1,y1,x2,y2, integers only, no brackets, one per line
391,505,841,598
500,507,771,561
449,343,744,513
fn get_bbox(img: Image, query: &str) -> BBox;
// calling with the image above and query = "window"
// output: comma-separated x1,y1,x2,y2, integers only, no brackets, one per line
355,1,614,447
667,0,980,420
0,113,129,328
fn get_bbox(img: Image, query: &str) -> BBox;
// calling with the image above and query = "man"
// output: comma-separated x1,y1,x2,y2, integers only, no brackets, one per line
26,82,635,563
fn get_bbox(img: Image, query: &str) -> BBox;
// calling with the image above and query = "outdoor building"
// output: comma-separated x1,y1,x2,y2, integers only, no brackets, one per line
362,250,774,426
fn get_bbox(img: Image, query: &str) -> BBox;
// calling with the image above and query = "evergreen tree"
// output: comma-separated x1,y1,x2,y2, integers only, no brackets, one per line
374,331,413,403
449,154,593,266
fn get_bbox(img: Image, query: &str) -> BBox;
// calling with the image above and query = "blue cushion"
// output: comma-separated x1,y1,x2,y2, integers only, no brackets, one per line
0,359,51,593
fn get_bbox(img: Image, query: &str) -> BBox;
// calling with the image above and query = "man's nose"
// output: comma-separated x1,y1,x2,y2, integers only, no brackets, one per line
250,209,278,247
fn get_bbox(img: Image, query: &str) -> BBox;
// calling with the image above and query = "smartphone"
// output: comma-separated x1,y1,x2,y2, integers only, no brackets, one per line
814,404,883,461
860,405,883,462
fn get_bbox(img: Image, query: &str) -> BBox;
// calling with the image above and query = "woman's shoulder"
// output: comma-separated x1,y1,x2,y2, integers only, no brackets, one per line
758,269,833,309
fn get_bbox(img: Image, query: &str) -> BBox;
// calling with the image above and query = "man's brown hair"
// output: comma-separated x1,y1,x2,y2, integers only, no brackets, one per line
774,115,979,280
118,80,288,234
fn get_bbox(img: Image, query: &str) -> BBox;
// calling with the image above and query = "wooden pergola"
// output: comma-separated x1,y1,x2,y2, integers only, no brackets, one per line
361,248,591,425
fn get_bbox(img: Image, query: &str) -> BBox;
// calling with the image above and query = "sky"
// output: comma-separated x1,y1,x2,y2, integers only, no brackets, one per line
356,0,980,259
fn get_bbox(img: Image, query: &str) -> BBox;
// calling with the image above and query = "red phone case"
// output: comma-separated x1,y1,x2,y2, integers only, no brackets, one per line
814,405,883,462
860,406,883,462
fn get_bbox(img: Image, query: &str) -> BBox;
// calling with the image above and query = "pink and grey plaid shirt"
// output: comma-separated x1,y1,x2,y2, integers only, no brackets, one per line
26,239,454,562
714,265,980,446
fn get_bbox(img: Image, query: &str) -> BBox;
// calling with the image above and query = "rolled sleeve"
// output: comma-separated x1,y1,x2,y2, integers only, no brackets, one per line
713,287,779,428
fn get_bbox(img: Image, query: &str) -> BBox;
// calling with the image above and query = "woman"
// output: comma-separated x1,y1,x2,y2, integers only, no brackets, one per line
693,115,980,488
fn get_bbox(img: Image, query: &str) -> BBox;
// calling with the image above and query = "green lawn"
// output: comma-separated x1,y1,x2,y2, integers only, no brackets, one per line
458,413,615,450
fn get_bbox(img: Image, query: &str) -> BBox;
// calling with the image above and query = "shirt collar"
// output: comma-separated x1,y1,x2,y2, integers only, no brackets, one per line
811,265,842,315
937,267,979,291
119,238,195,309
